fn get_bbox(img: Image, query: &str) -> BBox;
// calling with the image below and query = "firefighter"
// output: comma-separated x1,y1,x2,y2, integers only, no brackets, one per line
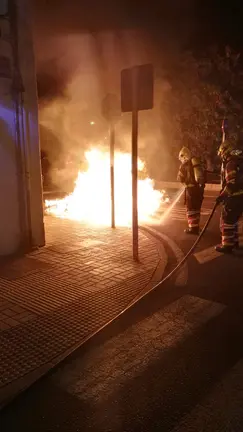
177,146,205,234
215,140,243,253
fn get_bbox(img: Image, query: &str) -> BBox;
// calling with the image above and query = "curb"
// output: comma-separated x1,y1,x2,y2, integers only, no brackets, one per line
142,225,188,287
157,181,221,192
0,228,167,411
130,228,168,302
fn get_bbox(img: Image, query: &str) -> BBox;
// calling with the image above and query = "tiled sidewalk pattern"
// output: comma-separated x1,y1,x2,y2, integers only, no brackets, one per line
0,301,36,331
0,216,162,389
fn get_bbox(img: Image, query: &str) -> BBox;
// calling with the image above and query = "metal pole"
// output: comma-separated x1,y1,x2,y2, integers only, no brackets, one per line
222,119,226,143
110,123,115,228
221,119,226,188
132,68,139,261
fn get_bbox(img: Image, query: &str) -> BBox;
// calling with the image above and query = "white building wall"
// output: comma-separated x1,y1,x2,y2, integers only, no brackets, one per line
16,0,45,248
0,11,21,255
0,0,44,256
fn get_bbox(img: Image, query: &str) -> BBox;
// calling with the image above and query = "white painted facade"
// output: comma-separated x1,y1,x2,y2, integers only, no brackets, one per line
0,0,44,256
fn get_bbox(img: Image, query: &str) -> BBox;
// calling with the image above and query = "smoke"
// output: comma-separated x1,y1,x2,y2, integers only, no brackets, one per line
33,1,196,191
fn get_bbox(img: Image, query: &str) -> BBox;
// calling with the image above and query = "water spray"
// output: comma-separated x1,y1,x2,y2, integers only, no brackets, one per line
145,187,219,288
160,187,185,224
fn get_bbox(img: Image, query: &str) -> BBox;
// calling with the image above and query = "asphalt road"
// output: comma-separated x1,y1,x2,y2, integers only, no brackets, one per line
152,191,243,310
1,190,243,432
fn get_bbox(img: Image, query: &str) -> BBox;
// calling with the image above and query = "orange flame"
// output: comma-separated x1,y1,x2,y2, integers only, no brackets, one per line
45,149,167,226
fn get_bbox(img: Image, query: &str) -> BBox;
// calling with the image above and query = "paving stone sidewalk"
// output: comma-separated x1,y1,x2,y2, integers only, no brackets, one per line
0,215,166,408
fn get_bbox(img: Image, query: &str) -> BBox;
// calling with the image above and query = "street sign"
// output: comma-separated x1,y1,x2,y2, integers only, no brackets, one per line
101,93,120,123
120,64,154,261
121,64,154,113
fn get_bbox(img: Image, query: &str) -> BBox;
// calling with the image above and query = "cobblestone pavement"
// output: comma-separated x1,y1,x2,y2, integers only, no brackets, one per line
2,293,243,432
0,215,166,407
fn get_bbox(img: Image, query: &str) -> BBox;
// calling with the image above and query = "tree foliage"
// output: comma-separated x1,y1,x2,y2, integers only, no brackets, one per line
158,46,243,166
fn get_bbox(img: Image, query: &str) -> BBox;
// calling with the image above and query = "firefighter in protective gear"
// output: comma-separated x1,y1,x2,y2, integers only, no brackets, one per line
177,147,205,234
215,140,243,253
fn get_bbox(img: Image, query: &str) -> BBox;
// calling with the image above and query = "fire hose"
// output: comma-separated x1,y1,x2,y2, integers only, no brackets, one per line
146,119,225,289
154,201,219,288
115,199,220,319
53,201,220,351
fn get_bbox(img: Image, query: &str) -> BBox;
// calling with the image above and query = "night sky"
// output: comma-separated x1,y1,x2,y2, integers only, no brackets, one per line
33,0,243,49
34,0,243,182
33,0,243,104
197,0,243,49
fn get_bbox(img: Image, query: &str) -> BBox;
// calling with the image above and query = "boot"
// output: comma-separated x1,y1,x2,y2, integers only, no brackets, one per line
215,244,234,254
184,227,199,235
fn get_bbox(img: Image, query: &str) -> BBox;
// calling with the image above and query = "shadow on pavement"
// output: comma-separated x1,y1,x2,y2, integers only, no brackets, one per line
1,298,243,431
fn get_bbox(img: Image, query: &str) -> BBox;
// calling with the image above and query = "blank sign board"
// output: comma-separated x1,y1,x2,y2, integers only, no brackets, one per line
121,64,154,112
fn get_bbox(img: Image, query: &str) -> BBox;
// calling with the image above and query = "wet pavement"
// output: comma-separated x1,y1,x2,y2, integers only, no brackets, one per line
1,193,243,431
0,216,166,407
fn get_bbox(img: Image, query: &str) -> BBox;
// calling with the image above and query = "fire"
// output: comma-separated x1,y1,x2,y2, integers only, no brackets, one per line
45,149,167,226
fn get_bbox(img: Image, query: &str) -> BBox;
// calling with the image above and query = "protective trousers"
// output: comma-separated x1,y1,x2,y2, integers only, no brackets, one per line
185,186,204,229
220,195,243,247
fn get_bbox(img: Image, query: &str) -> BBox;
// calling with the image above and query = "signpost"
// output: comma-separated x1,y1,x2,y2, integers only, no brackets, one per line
110,122,115,228
121,64,154,261
102,93,120,229
131,72,139,261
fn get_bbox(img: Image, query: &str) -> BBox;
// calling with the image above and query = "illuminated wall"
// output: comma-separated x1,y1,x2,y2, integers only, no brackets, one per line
0,0,44,256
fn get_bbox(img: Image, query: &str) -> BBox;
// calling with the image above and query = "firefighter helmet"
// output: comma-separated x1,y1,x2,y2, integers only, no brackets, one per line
217,140,235,160
179,147,191,164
